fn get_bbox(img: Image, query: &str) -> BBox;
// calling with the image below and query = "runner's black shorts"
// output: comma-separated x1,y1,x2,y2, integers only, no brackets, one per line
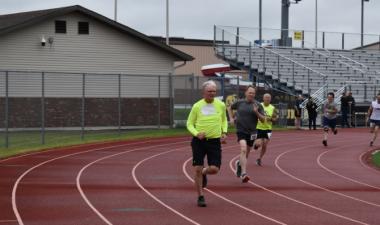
370,119,380,126
323,117,337,130
191,137,221,168
257,129,272,139
236,132,256,147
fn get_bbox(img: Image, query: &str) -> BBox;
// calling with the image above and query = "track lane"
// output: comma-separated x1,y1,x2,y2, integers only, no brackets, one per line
6,137,188,225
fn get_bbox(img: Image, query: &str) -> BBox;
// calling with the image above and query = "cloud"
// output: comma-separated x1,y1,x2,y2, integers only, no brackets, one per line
0,0,379,43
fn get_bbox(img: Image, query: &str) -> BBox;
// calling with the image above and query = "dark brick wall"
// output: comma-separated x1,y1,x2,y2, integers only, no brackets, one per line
0,97,170,128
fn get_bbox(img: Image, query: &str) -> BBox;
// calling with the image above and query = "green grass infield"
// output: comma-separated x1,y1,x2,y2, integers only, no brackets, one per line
0,126,288,159
373,150,380,168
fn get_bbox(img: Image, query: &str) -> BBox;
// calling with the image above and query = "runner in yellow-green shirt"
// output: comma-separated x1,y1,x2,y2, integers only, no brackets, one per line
254,93,278,166
186,80,228,207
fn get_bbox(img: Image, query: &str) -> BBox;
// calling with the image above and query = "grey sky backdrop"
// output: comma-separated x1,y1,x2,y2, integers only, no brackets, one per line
1,0,379,41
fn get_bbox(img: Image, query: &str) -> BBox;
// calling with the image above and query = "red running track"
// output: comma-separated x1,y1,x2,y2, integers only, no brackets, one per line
0,129,379,225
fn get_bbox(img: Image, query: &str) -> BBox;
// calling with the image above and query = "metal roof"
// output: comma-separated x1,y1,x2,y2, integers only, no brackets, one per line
0,5,194,61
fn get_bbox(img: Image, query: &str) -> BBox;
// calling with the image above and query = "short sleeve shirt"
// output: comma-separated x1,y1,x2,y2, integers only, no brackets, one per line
323,102,338,119
231,99,264,134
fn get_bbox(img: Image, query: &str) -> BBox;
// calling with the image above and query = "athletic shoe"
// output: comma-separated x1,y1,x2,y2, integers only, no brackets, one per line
333,129,338,135
256,158,262,166
202,173,207,188
241,173,250,183
235,160,242,177
323,140,327,146
370,141,374,147
197,196,207,207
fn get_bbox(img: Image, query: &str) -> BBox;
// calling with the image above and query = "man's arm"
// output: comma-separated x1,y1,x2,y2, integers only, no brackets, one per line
367,105,373,121
227,102,236,126
255,103,266,123
221,103,228,134
186,105,199,137
333,104,339,113
271,107,279,122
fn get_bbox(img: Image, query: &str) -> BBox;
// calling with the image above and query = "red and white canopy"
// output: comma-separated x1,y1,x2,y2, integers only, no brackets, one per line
201,64,230,76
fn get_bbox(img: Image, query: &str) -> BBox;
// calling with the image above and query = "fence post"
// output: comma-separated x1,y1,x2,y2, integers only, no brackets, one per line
41,72,45,145
307,70,311,95
158,75,161,129
5,71,9,148
263,47,266,70
236,75,240,97
222,29,225,56
235,27,239,61
190,74,194,105
81,73,85,140
301,30,305,48
169,73,173,128
213,25,216,48
249,41,252,68
118,74,121,134
292,62,295,89
322,32,325,49
221,73,225,101
277,54,280,80
342,33,345,50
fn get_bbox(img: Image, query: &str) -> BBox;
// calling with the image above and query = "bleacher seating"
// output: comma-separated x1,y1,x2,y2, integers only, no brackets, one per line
215,44,380,103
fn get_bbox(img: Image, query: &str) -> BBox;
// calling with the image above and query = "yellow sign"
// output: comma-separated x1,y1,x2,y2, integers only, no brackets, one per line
294,31,303,41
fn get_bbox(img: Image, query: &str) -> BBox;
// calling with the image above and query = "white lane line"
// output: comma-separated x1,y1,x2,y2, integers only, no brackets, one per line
317,146,380,190
132,147,201,225
275,143,380,209
182,157,287,225
228,154,369,225
11,137,187,225
0,220,17,223
77,141,189,225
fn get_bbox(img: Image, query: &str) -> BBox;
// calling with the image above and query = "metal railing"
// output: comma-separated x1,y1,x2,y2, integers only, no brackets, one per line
0,70,201,148
216,25,380,50
299,84,329,109
214,26,327,95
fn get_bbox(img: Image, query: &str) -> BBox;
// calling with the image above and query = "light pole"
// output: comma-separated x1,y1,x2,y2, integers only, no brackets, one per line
114,0,117,21
315,0,318,48
281,0,302,47
166,0,169,45
361,0,369,47
259,0,262,45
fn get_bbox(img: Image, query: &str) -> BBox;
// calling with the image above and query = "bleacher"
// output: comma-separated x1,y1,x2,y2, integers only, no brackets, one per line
215,44,380,103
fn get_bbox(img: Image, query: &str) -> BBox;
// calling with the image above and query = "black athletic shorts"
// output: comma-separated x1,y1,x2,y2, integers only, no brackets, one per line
257,129,272,139
370,119,380,126
237,132,256,147
323,117,337,130
191,137,221,168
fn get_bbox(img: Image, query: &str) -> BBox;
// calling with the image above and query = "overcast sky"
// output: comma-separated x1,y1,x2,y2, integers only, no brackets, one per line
1,0,379,42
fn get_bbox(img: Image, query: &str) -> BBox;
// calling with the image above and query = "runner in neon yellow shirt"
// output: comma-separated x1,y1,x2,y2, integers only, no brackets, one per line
255,93,278,166
186,80,227,207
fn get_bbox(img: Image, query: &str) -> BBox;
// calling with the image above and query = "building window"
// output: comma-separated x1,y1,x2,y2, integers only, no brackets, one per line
78,22,89,34
55,20,66,33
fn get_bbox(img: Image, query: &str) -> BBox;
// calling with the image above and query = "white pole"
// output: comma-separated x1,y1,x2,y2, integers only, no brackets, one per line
166,0,169,45
114,0,117,21
315,0,318,48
